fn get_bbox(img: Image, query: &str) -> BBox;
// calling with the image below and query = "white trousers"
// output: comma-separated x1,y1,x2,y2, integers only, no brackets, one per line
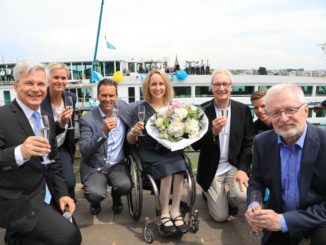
204,167,247,222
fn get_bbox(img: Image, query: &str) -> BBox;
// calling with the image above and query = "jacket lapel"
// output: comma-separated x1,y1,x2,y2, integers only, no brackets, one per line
12,100,34,136
268,133,283,212
95,107,108,155
299,124,319,205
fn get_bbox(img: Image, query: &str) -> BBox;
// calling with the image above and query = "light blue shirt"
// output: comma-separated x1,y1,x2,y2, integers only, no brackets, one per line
278,124,307,232
99,108,125,165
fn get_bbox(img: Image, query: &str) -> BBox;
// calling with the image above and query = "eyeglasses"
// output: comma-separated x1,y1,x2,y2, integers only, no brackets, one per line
267,103,304,119
212,82,232,88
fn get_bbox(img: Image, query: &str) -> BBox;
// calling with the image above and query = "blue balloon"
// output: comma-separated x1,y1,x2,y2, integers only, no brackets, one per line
176,70,188,81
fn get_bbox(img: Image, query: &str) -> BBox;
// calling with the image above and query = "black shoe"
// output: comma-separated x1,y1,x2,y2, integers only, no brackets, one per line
202,191,207,202
160,217,177,237
90,203,101,215
4,230,21,245
172,214,188,234
228,204,239,216
112,197,123,214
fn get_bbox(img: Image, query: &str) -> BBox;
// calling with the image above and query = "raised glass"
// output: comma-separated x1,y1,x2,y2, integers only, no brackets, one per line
64,96,74,130
137,105,146,136
250,191,264,238
40,115,55,164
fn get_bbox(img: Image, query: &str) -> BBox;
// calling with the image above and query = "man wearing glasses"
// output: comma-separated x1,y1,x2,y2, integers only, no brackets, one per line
245,83,326,244
192,69,253,222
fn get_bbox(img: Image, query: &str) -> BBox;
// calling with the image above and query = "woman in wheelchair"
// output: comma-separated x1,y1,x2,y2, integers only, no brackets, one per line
127,69,188,236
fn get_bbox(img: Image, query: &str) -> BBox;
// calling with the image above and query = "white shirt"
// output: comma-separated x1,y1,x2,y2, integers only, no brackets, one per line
99,108,125,165
214,104,233,176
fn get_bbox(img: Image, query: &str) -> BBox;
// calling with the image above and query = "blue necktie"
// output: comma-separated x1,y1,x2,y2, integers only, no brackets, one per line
32,112,52,204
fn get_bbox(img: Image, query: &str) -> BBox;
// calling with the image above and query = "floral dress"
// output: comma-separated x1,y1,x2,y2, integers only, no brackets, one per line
130,101,187,180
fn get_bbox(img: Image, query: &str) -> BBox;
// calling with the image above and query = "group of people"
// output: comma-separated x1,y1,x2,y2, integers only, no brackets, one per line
0,60,325,245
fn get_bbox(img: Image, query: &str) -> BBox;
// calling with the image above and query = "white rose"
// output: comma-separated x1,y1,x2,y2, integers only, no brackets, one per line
167,120,185,138
155,118,164,127
174,108,188,120
185,119,200,138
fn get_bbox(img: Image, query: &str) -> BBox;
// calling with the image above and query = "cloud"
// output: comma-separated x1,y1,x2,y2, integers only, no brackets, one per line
1,0,326,69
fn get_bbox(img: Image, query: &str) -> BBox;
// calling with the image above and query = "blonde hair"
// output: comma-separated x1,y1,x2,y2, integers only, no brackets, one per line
47,62,69,80
142,69,174,104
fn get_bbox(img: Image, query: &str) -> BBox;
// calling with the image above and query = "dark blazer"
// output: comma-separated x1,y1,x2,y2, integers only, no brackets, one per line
41,89,77,155
79,100,131,183
249,123,326,244
192,99,253,191
0,100,68,233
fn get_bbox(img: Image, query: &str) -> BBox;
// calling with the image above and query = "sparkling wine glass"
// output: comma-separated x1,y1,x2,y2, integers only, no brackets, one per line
220,108,229,135
111,106,119,131
137,105,145,136
250,191,264,238
40,115,55,164
64,96,74,130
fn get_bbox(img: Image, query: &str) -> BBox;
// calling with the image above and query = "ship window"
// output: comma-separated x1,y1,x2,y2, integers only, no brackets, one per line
3,90,11,105
104,62,114,76
71,63,83,80
316,86,326,95
195,86,212,97
300,86,312,96
174,86,191,98
258,85,271,90
232,86,254,95
139,88,144,100
128,87,135,103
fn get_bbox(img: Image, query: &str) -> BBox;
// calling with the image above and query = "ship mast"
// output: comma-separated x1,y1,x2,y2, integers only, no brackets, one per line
91,0,105,83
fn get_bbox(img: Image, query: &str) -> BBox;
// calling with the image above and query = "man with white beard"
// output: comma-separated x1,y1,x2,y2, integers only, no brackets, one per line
245,83,326,245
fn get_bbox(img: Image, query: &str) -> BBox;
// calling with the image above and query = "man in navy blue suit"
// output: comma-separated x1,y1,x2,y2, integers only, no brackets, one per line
245,83,326,245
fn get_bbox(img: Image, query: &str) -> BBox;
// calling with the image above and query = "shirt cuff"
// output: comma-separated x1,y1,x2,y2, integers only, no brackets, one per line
15,145,28,166
279,214,288,232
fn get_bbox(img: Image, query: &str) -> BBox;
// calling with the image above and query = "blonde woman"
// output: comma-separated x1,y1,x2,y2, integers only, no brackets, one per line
127,69,188,236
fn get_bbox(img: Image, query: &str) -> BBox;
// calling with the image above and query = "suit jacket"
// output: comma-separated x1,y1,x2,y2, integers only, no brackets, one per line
192,99,253,191
249,123,326,244
79,100,131,183
41,89,77,155
0,100,68,233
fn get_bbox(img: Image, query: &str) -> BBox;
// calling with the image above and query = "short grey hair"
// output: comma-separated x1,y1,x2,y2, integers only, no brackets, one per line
13,61,47,81
265,83,305,109
211,69,234,84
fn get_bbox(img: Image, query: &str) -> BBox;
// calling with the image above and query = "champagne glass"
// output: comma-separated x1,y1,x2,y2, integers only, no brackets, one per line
40,115,55,164
220,108,229,135
111,106,119,131
250,191,264,238
64,96,74,130
137,105,146,136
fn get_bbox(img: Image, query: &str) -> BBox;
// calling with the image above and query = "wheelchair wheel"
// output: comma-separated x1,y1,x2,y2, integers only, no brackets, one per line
127,154,143,221
144,226,154,243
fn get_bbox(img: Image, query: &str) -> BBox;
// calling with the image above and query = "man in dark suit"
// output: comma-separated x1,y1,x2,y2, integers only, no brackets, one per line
79,78,131,215
245,83,326,245
0,61,81,244
192,69,253,222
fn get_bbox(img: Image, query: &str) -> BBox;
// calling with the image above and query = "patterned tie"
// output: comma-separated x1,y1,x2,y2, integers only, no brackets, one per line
32,112,52,204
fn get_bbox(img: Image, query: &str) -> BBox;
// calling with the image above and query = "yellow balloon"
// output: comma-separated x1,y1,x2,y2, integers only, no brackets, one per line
112,71,124,83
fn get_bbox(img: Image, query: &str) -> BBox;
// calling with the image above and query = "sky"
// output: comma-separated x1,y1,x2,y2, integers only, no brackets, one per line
1,0,326,70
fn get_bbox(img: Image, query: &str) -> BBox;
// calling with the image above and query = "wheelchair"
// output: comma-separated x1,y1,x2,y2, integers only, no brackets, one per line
126,149,199,243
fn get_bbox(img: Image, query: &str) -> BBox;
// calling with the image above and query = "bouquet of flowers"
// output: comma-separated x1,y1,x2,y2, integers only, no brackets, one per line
146,101,208,151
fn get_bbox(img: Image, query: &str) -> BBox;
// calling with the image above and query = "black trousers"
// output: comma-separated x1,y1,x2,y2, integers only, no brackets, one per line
5,204,81,245
83,162,132,204
265,226,326,245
